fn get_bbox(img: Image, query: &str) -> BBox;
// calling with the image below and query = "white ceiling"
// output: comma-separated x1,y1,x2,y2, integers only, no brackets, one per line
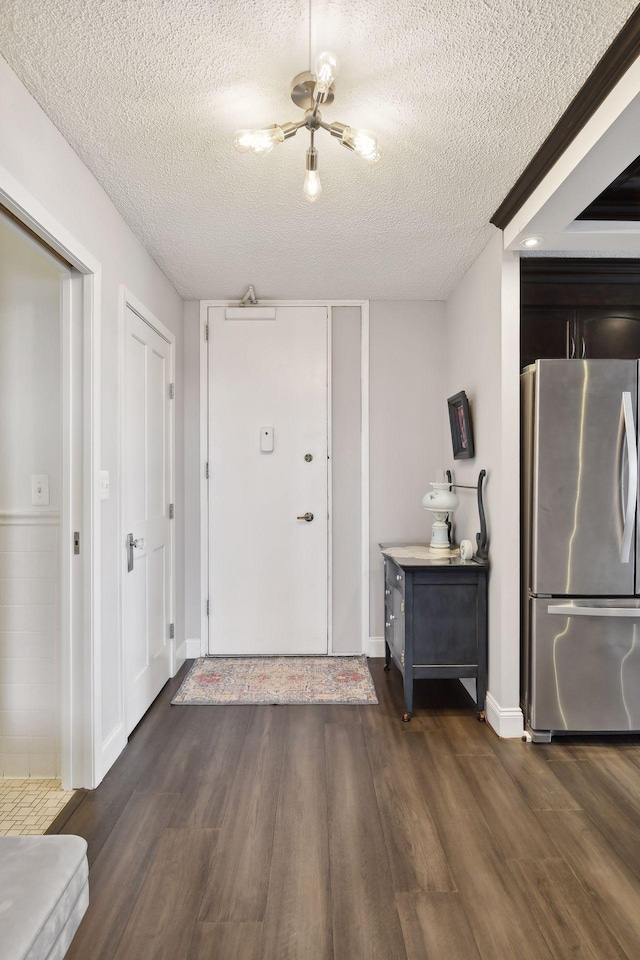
0,1,637,300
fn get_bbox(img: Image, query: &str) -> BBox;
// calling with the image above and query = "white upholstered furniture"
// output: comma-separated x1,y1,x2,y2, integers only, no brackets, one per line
0,836,88,960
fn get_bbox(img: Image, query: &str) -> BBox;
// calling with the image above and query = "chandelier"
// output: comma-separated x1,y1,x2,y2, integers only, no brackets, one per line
233,51,381,202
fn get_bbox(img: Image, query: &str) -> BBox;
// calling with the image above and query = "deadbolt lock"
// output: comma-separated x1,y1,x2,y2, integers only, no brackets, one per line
304,453,313,462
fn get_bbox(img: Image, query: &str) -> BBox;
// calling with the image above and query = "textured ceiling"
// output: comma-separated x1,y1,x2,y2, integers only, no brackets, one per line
1,1,637,300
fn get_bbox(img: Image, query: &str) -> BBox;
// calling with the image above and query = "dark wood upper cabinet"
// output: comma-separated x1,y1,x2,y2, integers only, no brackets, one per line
520,259,640,369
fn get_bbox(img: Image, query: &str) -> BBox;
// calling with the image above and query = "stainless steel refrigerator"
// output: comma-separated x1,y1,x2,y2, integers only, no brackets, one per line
522,359,640,741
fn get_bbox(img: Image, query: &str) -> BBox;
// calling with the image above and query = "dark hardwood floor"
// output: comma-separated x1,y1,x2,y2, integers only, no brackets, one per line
59,660,640,959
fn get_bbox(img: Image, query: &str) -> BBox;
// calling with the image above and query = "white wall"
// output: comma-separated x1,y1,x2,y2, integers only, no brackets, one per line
332,306,363,654
0,55,185,783
444,232,523,737
369,301,447,641
0,217,62,778
183,301,201,646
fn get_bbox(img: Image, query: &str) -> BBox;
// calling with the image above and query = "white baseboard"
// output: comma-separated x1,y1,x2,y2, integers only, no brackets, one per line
485,692,525,739
185,638,202,659
368,636,385,658
175,640,187,672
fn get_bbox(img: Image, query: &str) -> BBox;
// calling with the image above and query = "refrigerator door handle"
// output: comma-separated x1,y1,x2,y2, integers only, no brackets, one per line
548,604,640,618
620,391,637,564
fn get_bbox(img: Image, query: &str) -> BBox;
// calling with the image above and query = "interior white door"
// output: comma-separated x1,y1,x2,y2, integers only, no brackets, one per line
208,305,328,655
123,305,173,734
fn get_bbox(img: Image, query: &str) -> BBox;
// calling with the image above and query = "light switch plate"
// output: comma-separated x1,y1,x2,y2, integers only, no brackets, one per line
100,470,110,501
31,474,50,506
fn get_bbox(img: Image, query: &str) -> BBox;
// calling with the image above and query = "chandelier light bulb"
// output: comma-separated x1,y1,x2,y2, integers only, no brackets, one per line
342,127,381,165
304,147,322,202
314,50,339,95
233,126,284,156
304,169,322,202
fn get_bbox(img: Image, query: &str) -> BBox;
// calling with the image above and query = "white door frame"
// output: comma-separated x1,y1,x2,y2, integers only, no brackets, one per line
199,299,369,657
118,287,177,734
0,163,101,789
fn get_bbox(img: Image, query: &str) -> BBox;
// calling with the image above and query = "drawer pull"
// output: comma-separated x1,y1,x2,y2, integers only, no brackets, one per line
389,614,396,621
396,574,402,582
385,589,390,596
385,621,391,629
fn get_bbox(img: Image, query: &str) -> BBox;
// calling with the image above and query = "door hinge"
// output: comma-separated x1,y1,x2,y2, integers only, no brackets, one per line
205,323,209,342
73,531,80,555
205,462,209,479
206,598,210,617
169,623,175,639
169,503,175,519
169,382,175,399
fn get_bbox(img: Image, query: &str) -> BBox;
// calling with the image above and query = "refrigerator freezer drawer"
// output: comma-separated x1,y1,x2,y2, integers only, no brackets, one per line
530,598,640,733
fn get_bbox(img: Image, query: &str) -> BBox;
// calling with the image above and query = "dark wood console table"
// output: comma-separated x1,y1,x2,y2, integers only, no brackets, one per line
381,543,488,721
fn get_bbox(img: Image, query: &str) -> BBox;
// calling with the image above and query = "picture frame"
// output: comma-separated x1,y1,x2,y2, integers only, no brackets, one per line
447,390,475,460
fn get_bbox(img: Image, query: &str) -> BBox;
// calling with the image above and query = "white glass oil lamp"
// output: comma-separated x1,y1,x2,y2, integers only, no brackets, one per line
422,477,459,549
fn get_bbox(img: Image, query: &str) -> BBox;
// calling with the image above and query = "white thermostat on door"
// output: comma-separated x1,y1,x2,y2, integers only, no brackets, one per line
260,427,274,452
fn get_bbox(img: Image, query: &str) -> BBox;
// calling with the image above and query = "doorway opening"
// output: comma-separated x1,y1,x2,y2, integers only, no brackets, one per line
0,179,100,790
0,211,68,788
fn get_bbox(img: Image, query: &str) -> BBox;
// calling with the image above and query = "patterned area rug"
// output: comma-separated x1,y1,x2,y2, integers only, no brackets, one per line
171,655,378,706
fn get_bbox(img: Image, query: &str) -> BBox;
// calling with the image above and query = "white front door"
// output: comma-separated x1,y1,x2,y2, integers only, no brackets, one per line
123,304,173,734
208,305,328,655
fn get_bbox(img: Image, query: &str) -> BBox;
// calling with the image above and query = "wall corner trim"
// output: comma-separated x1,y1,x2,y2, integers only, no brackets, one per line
484,692,525,739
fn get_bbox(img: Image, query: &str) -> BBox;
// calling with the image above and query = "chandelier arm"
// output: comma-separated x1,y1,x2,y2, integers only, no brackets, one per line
278,120,307,140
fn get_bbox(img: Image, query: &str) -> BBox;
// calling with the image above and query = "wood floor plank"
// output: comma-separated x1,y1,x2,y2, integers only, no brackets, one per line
547,755,640,882
508,858,629,960
113,827,218,960
415,738,556,960
134,705,212,795
490,739,582,811
440,714,497,756
260,707,332,960
66,791,181,960
325,722,408,960
361,703,455,893
396,892,482,960
323,703,362,724
197,706,286,923
537,809,640,959
170,706,252,829
459,754,561,861
187,923,263,960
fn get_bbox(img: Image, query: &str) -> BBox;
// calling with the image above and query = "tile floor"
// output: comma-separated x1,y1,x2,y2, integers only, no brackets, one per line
0,779,75,835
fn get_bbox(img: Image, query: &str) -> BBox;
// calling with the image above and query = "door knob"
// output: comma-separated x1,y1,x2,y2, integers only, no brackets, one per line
296,512,314,522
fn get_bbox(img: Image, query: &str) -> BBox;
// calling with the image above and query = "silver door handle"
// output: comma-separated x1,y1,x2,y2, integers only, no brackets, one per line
569,336,576,358
126,532,145,572
296,512,314,522
581,336,586,358
548,605,640,618
621,392,637,563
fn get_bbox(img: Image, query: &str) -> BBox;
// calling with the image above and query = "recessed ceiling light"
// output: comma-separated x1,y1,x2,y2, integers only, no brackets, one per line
520,236,544,248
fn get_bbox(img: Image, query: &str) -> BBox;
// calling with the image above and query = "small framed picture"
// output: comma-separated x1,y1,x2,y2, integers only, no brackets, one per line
447,391,475,460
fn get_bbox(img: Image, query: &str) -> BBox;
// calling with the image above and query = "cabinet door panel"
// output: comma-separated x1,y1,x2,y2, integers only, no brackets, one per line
521,307,573,369
412,583,478,664
578,309,640,359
